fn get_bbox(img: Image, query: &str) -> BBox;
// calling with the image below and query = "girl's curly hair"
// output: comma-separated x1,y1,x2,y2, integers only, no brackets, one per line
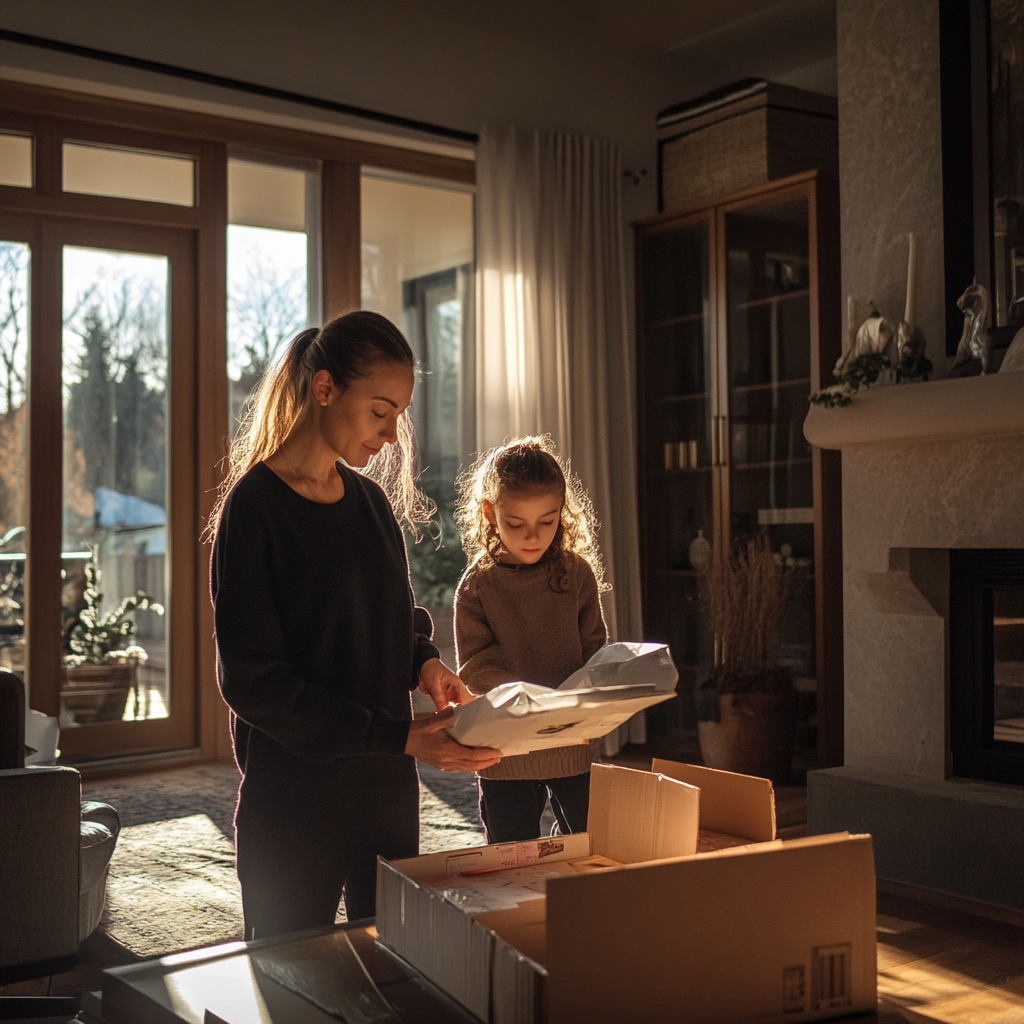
454,435,608,592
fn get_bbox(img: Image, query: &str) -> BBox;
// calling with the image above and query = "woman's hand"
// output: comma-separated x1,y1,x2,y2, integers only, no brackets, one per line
418,657,474,711
405,708,502,772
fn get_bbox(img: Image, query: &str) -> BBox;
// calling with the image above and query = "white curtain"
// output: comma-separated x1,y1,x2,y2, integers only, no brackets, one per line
475,126,642,642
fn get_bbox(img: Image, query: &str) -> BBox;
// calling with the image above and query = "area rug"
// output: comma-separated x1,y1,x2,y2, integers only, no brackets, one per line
84,762,487,959
99,812,243,960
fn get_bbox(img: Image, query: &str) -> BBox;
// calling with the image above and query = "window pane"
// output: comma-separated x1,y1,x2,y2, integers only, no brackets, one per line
62,247,169,725
0,241,29,683
63,142,194,207
361,174,474,640
0,133,33,188
227,159,313,436
228,161,307,232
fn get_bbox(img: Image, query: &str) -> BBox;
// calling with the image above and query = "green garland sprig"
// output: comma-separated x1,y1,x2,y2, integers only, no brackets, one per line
809,352,933,408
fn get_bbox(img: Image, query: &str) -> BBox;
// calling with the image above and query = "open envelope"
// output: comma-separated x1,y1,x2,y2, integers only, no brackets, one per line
448,642,678,757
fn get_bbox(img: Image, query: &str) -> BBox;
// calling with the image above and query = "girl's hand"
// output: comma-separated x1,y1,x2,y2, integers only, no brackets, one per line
405,708,502,771
418,657,474,710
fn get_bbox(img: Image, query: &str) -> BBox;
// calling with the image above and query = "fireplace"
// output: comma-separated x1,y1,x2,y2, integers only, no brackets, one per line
803,372,1024,910
950,550,1024,785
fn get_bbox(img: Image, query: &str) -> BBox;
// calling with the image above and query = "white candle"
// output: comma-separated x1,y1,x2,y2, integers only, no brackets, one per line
905,232,917,329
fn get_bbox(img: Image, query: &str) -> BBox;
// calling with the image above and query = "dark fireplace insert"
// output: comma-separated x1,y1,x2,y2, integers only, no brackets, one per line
950,549,1024,785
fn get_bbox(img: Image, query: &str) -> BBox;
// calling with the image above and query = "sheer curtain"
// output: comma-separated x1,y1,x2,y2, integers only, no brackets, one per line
475,126,642,648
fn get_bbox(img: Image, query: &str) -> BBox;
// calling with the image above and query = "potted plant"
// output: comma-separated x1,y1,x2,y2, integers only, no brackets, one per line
695,534,798,784
61,546,164,725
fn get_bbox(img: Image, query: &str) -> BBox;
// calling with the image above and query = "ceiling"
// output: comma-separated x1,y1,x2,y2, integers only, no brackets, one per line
445,0,839,95
448,0,835,57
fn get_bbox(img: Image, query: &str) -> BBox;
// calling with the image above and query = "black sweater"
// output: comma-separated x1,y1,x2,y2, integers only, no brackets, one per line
211,461,438,775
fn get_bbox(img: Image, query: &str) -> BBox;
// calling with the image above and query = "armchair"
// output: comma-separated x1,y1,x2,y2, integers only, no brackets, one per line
0,671,120,1020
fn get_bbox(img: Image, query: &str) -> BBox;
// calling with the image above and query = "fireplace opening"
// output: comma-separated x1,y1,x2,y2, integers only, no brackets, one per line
950,550,1024,785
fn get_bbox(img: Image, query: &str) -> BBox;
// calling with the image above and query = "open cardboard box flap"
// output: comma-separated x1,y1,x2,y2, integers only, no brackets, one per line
653,757,776,843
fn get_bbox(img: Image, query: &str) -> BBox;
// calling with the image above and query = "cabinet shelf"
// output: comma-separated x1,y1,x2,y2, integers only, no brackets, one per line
732,457,812,471
730,377,811,395
649,392,707,405
735,289,810,310
647,312,705,328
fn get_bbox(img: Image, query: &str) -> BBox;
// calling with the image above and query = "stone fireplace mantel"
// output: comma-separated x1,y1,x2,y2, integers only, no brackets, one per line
804,371,1024,450
802,371,1024,910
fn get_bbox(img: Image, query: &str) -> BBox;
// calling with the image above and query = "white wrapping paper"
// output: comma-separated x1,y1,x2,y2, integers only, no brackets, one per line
448,642,677,757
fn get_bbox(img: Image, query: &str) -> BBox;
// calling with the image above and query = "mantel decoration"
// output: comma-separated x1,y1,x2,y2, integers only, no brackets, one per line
695,534,798,784
811,232,932,407
950,280,994,374
61,546,163,725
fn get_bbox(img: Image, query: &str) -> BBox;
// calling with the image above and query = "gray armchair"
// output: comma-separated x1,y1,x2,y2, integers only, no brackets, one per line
0,671,120,1019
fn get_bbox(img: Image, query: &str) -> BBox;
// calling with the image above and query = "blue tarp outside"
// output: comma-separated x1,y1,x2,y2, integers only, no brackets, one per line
93,487,165,529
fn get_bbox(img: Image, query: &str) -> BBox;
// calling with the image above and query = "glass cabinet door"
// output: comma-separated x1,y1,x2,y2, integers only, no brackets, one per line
638,215,716,732
722,194,818,741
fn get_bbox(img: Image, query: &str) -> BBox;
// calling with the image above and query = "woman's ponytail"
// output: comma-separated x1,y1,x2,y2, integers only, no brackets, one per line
206,327,319,539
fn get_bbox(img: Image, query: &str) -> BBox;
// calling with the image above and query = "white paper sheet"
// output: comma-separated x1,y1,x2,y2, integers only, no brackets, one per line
449,642,678,756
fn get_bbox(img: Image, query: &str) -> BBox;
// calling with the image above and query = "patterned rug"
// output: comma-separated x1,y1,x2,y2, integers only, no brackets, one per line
83,761,486,960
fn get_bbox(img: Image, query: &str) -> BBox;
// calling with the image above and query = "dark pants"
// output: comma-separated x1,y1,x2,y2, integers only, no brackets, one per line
478,772,591,844
235,751,418,940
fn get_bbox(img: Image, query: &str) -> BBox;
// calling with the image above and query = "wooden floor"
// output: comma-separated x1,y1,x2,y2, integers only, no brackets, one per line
873,889,1024,1023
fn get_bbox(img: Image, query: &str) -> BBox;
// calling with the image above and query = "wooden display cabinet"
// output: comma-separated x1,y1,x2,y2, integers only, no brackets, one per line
633,170,843,769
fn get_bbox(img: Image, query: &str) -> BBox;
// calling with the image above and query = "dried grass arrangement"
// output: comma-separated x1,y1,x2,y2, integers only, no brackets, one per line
695,534,800,780
698,534,796,714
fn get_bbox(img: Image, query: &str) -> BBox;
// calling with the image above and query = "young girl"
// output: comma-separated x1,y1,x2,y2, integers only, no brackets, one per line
453,436,607,843
210,311,500,939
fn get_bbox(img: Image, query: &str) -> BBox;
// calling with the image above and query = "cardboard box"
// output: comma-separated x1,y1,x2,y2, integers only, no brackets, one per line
378,764,700,1020
378,761,876,1024
447,643,678,757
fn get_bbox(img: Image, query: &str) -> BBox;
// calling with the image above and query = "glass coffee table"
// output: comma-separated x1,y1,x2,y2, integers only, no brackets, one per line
98,921,483,1024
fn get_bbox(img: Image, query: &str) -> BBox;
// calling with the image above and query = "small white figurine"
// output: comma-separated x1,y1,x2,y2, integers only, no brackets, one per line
834,233,924,376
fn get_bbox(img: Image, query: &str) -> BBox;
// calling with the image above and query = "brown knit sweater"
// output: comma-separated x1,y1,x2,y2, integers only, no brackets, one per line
454,552,607,780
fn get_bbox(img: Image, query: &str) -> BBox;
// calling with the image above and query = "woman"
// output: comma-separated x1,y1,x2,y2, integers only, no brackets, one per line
209,311,500,939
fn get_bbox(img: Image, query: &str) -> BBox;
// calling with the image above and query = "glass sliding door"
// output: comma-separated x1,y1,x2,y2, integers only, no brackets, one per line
0,239,29,681
42,223,197,759
61,246,170,726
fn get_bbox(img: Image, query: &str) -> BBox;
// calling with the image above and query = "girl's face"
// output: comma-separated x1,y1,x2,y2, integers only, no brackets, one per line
314,361,414,468
484,489,563,566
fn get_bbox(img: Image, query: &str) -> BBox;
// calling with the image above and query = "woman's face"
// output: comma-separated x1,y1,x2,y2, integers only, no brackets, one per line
316,361,415,468
484,489,564,566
